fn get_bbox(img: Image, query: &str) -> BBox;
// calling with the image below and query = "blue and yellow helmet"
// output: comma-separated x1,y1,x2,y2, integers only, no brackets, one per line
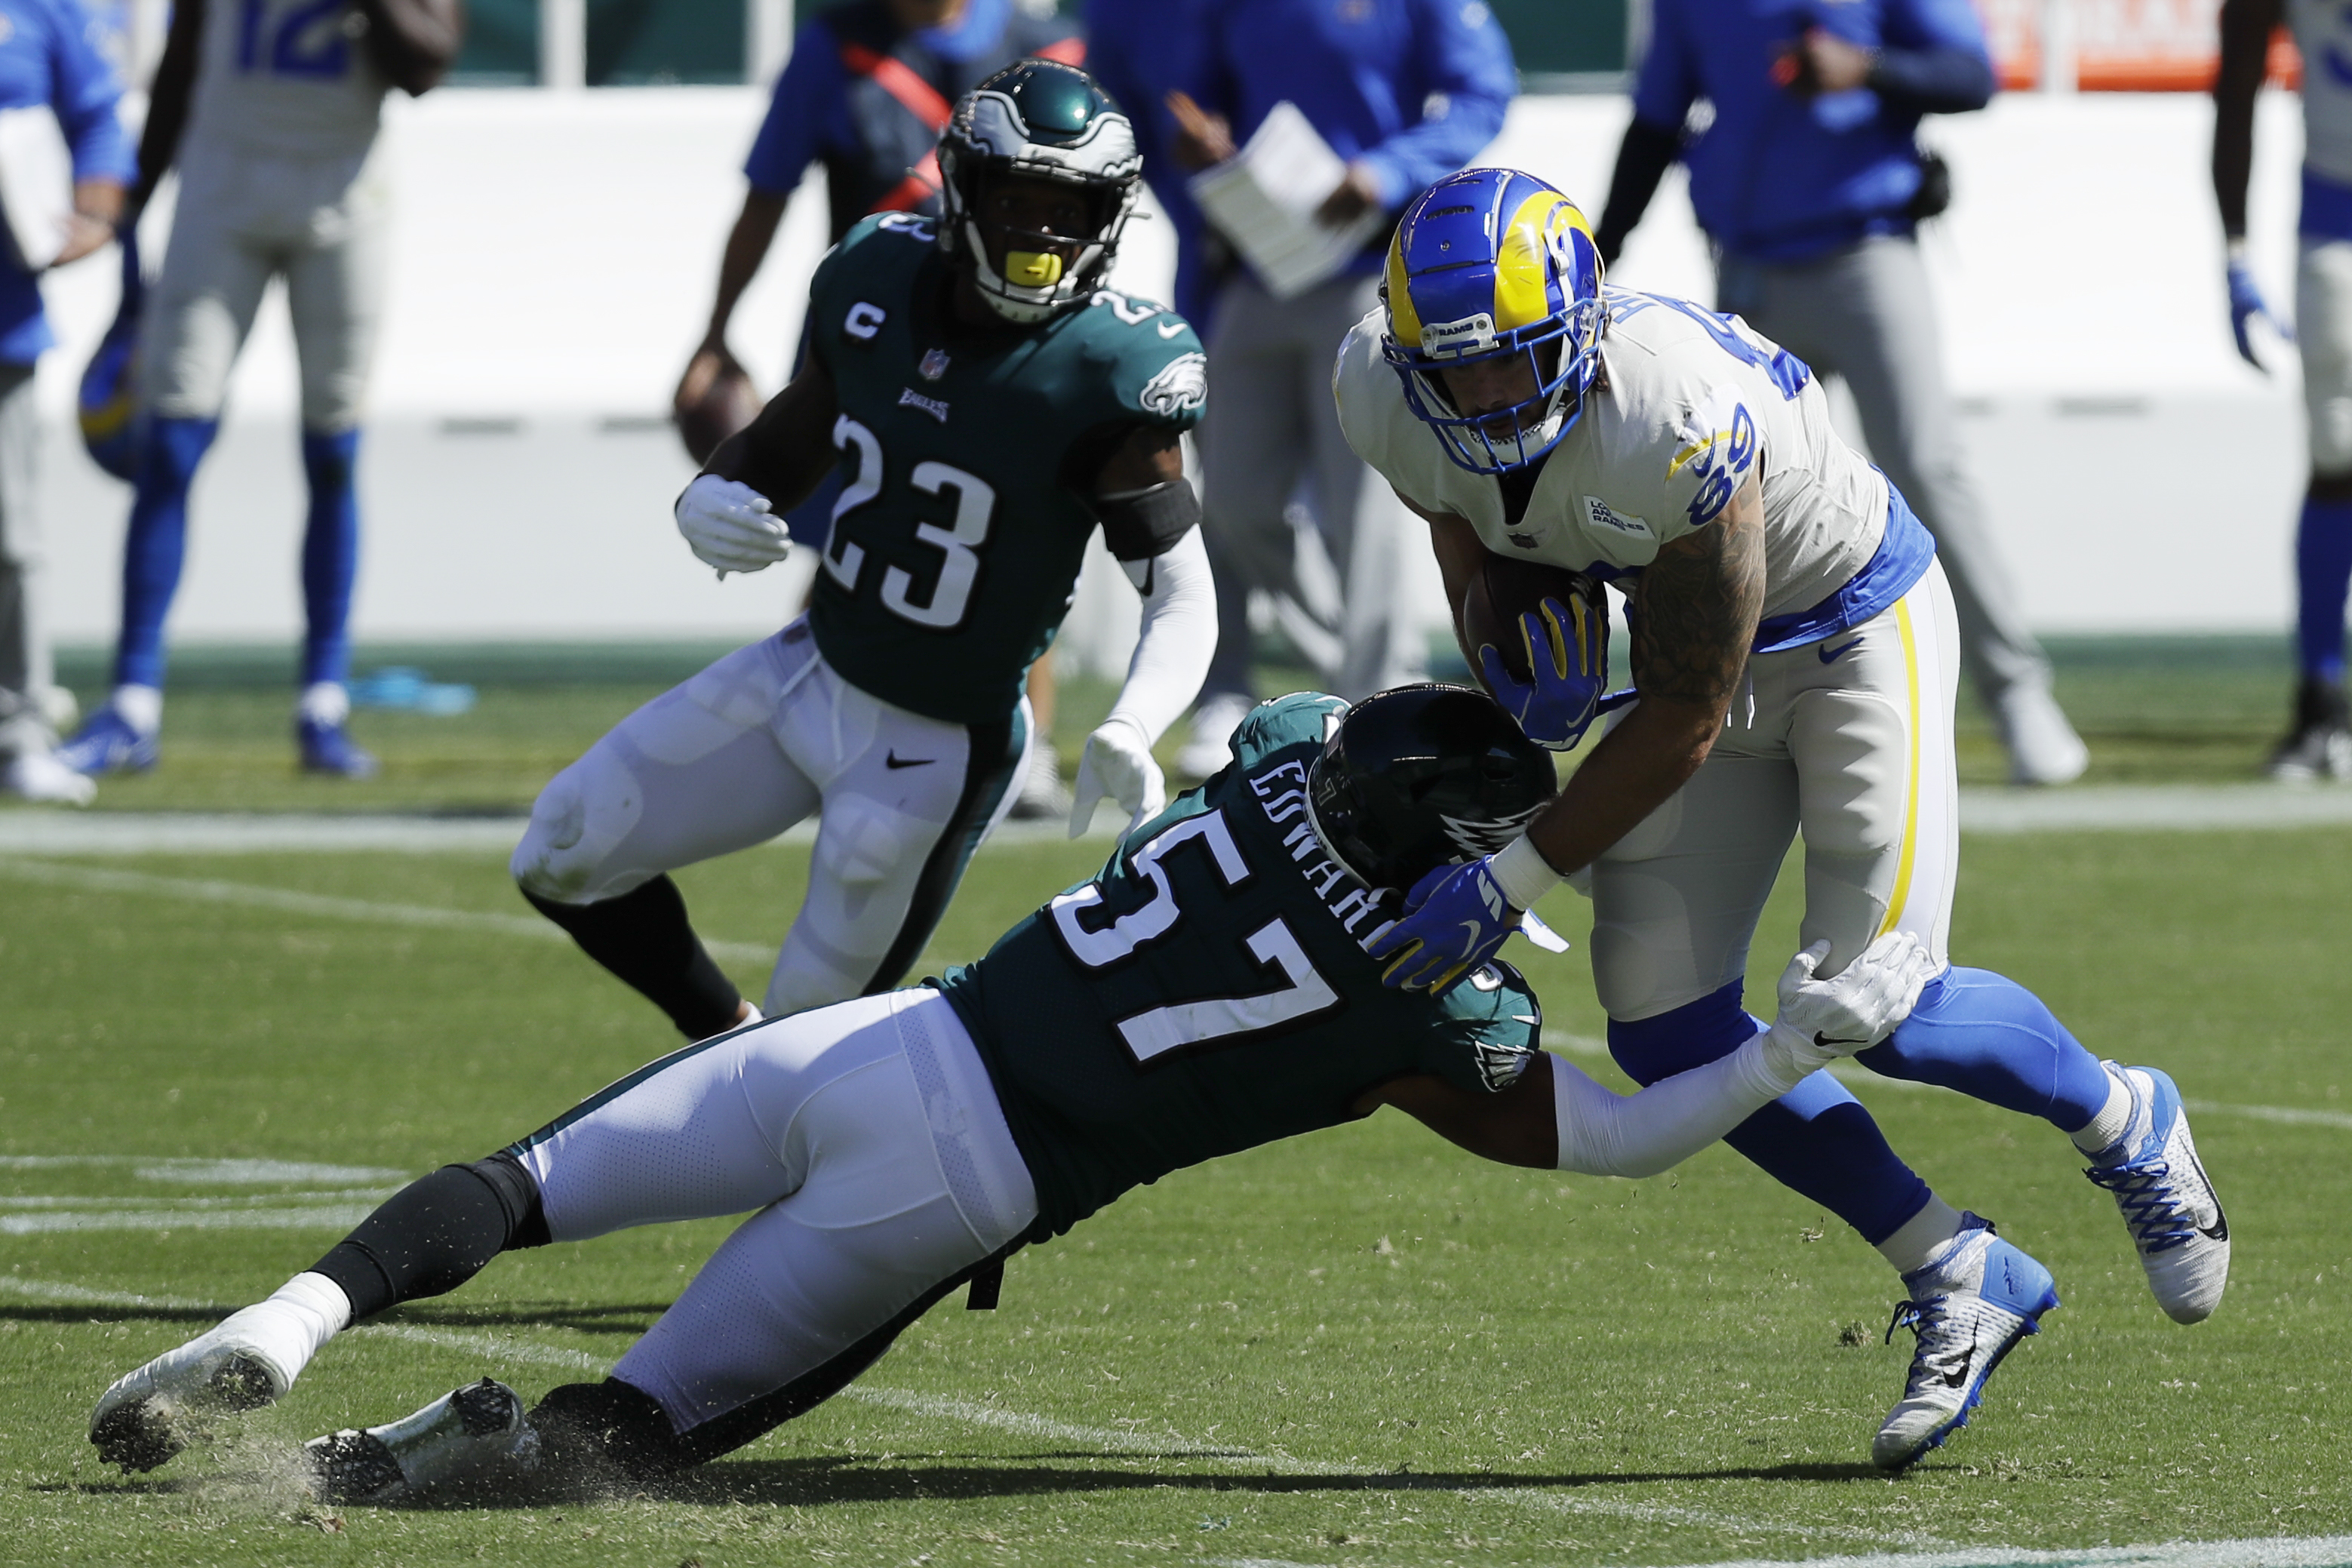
1380,168,1604,475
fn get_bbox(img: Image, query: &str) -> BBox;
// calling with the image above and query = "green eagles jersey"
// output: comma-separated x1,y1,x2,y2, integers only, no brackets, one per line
802,214,1207,726
936,693,1543,1240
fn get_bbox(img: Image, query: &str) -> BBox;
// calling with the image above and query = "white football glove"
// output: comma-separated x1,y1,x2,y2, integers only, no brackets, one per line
1068,715,1164,838
675,475,789,576
1763,931,1940,1077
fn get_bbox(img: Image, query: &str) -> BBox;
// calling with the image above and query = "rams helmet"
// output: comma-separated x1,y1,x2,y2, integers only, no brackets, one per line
1308,684,1557,894
938,60,1142,324
1381,168,1605,474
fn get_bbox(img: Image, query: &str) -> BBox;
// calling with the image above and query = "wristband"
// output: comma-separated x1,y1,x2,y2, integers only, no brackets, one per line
1490,834,1563,912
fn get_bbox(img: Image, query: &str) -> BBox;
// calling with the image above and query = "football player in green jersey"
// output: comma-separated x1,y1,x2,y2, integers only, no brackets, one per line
93,685,1936,1495
512,59,1219,1035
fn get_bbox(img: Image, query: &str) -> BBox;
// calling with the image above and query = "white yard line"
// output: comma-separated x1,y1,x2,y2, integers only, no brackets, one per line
0,856,777,966
1646,1539,2352,1568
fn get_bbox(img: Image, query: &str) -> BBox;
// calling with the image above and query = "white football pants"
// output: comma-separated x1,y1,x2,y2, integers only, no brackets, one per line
512,621,1031,1017
515,989,1038,1433
2300,238,2352,477
143,140,389,432
1589,559,1961,1019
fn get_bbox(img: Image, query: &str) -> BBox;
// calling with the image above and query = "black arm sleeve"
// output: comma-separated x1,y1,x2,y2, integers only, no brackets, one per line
2213,0,2283,239
1866,45,1996,115
1093,478,1201,562
1592,117,1683,269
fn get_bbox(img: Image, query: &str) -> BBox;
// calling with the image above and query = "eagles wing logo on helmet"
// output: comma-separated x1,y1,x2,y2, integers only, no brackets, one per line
1139,353,1207,418
1438,800,1551,860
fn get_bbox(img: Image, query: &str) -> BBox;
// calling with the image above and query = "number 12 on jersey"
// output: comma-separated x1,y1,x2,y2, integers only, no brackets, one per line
1050,810,1342,1065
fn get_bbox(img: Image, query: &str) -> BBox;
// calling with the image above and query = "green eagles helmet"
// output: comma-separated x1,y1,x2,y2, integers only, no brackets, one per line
937,58,1142,324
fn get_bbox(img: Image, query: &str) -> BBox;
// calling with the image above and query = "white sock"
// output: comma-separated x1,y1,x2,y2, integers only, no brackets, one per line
109,684,161,736
299,681,351,727
2068,1062,2135,1158
1875,1194,1968,1277
221,1271,352,1386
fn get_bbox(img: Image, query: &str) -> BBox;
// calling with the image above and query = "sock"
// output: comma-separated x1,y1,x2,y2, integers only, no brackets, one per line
113,417,219,691
1610,980,1934,1244
521,875,744,1040
1874,1194,1968,1276
1855,967,2114,1131
109,683,161,735
2069,1062,2135,1157
300,681,350,727
310,1154,547,1322
207,1271,352,1388
300,428,361,689
2296,494,2352,683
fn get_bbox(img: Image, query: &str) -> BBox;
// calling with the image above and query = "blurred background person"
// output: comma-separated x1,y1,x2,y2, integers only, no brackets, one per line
1591,0,2090,787
674,0,1085,819
57,0,466,783
1164,0,1516,780
0,0,134,805
2215,0,2352,779
1082,0,1212,326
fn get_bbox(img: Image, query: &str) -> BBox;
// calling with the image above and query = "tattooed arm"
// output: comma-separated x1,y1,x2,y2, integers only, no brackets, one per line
1522,470,1766,877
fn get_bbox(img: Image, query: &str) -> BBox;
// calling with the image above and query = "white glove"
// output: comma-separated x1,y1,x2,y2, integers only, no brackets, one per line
1763,931,1939,1079
675,475,789,576
1068,715,1164,838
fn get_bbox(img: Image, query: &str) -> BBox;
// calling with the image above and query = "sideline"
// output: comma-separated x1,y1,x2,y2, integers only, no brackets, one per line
1644,1541,2352,1568
2,785,2351,856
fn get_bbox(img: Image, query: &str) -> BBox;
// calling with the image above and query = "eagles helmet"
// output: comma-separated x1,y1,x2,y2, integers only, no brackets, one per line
1382,168,1605,475
937,59,1142,324
1308,684,1557,894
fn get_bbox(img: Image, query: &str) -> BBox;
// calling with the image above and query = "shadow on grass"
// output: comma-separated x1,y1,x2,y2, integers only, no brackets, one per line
54,1452,1887,1508
0,1299,667,1336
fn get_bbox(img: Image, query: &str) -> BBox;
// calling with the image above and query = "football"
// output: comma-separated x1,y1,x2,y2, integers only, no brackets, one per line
1459,552,1603,685
675,361,763,465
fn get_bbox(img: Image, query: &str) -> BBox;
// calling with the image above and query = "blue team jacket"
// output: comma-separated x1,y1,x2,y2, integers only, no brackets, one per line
0,0,132,364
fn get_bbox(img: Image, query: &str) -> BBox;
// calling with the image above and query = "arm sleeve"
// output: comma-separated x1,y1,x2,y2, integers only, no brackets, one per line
743,22,844,197
48,0,133,184
1629,0,1701,134
1592,116,1681,268
2213,0,2282,238
1354,0,1518,211
1873,0,1995,114
1103,526,1216,746
1551,1030,1814,1178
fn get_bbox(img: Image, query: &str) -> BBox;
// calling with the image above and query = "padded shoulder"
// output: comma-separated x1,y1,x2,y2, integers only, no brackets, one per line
1231,693,1348,774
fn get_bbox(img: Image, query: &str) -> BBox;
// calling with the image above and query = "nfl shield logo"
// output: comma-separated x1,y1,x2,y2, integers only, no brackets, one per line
918,348,951,381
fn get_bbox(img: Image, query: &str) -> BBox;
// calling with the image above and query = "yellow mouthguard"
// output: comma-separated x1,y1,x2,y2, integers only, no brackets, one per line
1007,250,1064,287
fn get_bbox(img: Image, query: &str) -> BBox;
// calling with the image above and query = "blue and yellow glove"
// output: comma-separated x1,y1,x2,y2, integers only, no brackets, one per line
2227,244,2292,372
1368,859,1519,993
1478,591,1608,751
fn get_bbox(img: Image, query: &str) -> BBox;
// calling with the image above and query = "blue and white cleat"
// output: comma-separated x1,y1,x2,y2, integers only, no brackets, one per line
297,716,379,779
2083,1063,2231,1324
55,706,158,776
1874,1213,2059,1471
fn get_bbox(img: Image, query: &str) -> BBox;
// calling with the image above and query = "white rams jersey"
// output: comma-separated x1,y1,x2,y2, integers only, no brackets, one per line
1333,289,1888,626
183,0,386,164
2292,0,2352,186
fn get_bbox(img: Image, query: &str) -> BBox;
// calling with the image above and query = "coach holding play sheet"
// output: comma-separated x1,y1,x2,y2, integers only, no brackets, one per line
1591,0,2089,786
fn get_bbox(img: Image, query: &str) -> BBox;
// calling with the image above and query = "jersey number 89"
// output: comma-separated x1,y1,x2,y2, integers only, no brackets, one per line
822,416,998,632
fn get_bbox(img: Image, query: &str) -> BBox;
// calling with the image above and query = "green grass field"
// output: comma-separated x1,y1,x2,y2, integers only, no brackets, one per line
3,816,2350,1566
1,640,2346,1566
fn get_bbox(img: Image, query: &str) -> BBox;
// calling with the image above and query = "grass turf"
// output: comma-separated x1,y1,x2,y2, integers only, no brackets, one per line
2,825,2348,1566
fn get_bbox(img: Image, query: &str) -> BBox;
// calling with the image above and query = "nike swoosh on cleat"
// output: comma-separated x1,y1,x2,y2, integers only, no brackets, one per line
2184,1151,2229,1240
1818,637,1864,664
1942,1329,1978,1389
884,752,935,769
1813,1031,1871,1049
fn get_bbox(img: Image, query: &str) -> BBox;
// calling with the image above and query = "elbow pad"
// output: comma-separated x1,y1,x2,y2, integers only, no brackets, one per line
1094,478,1201,564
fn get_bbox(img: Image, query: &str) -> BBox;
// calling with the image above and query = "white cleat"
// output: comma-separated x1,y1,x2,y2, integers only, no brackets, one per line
4,750,96,805
90,1314,297,1472
306,1379,540,1504
1997,683,2089,788
2083,1064,2231,1324
1874,1213,2059,1471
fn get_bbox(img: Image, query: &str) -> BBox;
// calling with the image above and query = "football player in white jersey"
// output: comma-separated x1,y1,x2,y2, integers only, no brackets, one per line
1337,169,2231,1470
57,0,463,782
2216,0,2352,778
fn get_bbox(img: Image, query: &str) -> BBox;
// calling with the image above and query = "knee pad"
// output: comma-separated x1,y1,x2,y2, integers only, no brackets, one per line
1606,979,1763,1087
816,794,909,887
512,767,645,903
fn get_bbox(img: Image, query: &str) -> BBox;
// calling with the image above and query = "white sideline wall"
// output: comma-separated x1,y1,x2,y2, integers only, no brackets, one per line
22,88,2312,681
